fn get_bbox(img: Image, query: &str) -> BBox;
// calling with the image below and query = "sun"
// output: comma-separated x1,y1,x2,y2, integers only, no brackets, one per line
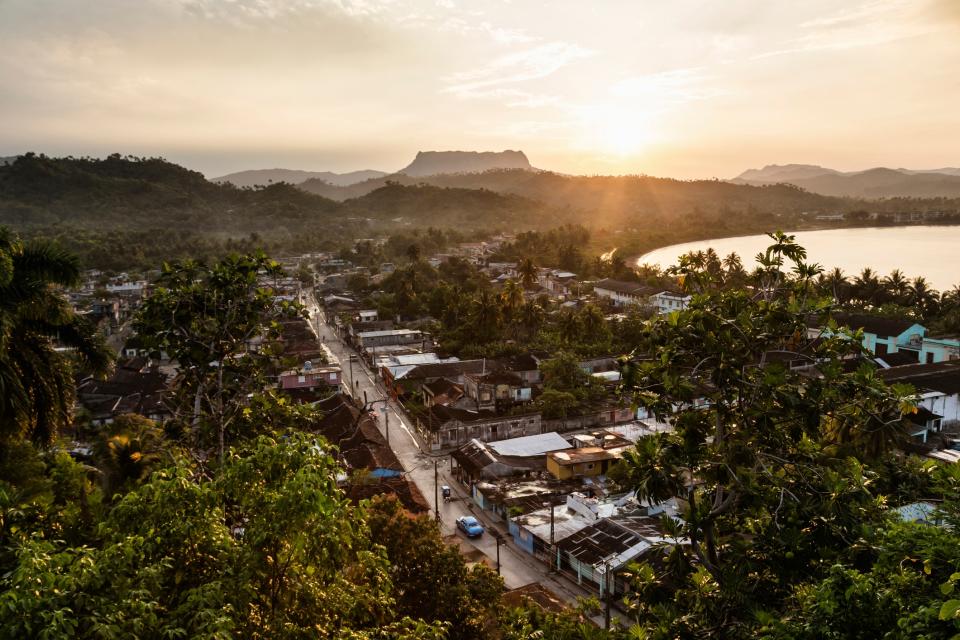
579,106,656,158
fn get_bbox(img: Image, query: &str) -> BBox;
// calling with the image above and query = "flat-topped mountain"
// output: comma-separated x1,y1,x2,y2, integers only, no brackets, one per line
733,164,960,198
398,150,532,176
213,168,387,188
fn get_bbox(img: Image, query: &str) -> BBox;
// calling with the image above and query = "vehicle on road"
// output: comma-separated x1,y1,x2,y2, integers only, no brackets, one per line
456,516,484,538
442,485,451,502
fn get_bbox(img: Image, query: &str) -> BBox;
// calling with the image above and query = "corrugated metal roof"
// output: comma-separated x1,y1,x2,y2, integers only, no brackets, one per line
488,432,572,457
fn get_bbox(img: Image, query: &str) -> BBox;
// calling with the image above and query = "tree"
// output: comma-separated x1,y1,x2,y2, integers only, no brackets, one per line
93,414,169,499
365,495,504,640
500,279,525,322
619,234,916,636
517,258,538,290
0,228,111,444
134,252,300,460
469,289,504,344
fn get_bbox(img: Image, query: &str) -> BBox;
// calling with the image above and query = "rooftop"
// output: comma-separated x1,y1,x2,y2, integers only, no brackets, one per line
487,432,572,458
878,360,960,395
548,447,624,466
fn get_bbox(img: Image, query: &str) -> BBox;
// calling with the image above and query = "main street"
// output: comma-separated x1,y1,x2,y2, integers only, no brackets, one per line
305,297,599,608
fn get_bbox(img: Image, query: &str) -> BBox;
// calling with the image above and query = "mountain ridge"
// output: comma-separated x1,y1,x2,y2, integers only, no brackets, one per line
213,168,387,188
733,164,960,198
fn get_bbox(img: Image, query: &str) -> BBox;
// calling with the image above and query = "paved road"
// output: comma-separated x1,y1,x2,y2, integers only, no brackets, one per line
306,298,601,609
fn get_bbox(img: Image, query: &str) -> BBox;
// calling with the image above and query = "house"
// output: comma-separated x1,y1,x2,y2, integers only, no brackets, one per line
463,369,532,410
422,378,464,407
546,447,625,480
556,511,674,597
509,502,592,560
315,395,403,479
539,269,579,298
921,334,960,364
342,477,431,514
383,359,489,397
357,309,379,322
413,404,542,451
815,313,927,358
878,360,960,440
76,358,171,425
278,362,341,391
648,290,692,314
452,433,572,484
593,279,656,307
499,353,544,385
355,329,424,350
593,280,690,313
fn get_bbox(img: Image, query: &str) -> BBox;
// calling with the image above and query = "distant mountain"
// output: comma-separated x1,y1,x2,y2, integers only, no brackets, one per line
213,168,387,188
735,164,842,183
733,164,960,198
398,150,532,177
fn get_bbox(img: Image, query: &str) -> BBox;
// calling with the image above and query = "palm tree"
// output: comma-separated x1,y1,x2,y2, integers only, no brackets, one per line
94,414,166,498
469,290,503,343
853,267,881,307
908,276,939,318
0,228,111,444
500,279,525,321
517,258,538,290
557,309,582,345
820,267,850,304
883,269,910,306
579,304,608,342
517,301,545,339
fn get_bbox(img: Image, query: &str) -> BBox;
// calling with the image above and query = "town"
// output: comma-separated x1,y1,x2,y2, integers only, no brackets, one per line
61,229,960,627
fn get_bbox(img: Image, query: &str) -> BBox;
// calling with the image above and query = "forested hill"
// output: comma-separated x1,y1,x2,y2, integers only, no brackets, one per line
0,154,563,269
0,153,340,232
299,168,859,226
340,182,559,228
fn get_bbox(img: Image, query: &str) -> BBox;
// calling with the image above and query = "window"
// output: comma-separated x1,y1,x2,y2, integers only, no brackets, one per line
586,463,594,470
298,375,306,383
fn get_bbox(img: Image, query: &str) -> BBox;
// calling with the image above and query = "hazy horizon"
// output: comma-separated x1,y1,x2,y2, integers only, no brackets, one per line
2,0,959,179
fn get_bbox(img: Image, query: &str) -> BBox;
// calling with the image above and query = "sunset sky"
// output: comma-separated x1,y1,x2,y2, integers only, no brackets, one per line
1,0,958,178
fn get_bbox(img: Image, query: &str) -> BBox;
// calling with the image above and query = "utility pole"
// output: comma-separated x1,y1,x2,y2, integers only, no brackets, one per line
495,534,502,575
604,558,613,630
549,500,556,572
434,459,440,522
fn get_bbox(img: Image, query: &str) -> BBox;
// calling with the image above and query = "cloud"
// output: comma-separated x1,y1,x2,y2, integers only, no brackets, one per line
443,41,594,97
610,68,722,105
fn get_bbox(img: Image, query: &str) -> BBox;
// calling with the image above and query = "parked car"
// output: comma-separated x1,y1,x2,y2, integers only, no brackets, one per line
456,516,484,538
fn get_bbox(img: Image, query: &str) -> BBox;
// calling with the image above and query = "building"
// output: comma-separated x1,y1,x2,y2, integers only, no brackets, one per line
592,279,691,313
921,334,960,364
462,369,533,410
546,447,625,480
593,279,656,307
878,360,960,439
814,313,926,359
414,404,542,451
556,511,674,597
76,357,171,425
452,432,572,484
355,329,424,349
278,362,341,391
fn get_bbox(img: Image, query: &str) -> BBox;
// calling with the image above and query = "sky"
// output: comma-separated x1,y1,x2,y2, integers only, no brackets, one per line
1,0,959,178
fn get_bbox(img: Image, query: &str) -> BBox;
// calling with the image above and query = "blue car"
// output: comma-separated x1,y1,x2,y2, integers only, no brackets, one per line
456,516,484,538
